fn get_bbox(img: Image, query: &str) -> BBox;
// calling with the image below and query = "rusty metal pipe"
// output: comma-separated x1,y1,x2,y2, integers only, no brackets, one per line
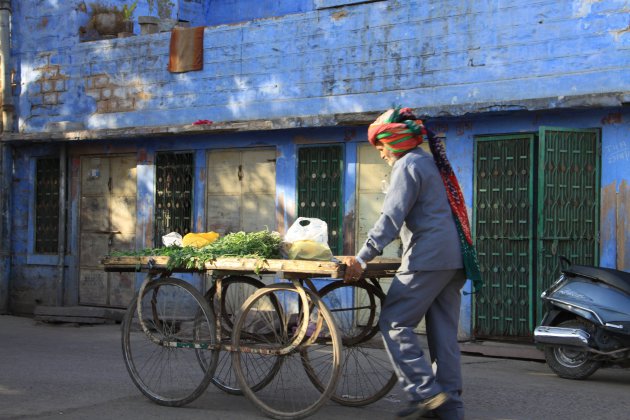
0,0,13,133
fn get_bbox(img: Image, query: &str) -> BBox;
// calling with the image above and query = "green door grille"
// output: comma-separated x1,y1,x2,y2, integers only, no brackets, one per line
154,152,194,247
536,127,600,321
474,134,534,338
297,146,343,255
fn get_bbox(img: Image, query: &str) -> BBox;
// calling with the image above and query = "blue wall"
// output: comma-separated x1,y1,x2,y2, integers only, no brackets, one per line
12,0,630,132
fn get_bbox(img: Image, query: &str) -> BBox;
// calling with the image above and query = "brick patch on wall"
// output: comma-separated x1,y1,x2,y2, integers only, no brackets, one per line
85,74,145,114
31,53,68,111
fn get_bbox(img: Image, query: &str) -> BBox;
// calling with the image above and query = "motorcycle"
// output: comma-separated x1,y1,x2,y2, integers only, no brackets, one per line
534,257,630,379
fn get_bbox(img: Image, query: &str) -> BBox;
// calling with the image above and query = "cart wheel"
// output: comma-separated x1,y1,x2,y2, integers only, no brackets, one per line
306,280,397,406
232,284,341,419
121,277,218,407
202,275,282,395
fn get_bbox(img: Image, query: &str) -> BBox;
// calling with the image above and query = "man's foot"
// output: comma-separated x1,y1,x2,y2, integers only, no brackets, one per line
395,392,449,419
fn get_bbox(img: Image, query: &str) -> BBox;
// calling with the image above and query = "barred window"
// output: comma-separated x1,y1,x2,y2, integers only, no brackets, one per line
35,158,60,253
154,152,194,247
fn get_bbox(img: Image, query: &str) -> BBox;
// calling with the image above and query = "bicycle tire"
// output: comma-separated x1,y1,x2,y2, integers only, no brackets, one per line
121,277,218,407
202,275,282,395
232,283,341,419
307,280,397,406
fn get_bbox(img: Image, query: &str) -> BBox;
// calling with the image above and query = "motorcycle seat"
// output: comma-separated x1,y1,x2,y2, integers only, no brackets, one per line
564,265,630,295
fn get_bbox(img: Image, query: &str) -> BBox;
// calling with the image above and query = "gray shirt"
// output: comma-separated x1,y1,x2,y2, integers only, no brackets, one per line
356,148,464,272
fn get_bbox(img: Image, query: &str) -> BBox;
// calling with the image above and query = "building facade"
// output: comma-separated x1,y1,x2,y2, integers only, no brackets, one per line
1,0,629,340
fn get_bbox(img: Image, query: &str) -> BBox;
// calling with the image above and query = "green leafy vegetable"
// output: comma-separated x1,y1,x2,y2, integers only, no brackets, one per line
110,230,282,272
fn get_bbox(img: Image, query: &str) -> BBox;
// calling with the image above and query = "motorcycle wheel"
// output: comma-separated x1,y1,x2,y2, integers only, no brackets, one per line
543,319,601,380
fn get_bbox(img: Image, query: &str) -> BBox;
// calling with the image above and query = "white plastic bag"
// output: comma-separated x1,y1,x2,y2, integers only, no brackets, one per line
282,217,333,261
284,217,328,244
162,232,183,247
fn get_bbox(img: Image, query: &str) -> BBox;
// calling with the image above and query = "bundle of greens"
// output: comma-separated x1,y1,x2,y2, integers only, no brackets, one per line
110,230,283,270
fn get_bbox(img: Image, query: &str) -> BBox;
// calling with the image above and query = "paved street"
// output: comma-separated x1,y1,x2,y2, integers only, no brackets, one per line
1,315,629,420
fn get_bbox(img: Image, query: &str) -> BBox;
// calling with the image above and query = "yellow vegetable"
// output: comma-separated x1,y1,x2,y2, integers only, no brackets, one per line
182,232,220,248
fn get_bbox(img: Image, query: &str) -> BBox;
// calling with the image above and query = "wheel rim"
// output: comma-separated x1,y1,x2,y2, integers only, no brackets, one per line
232,285,341,419
122,279,216,406
204,276,281,394
311,281,396,406
554,346,590,368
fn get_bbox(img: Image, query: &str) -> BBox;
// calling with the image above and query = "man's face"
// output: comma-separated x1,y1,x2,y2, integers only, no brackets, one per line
375,143,397,166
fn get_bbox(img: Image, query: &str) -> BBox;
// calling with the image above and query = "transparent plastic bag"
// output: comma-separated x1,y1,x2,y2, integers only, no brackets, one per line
284,217,328,244
282,217,333,261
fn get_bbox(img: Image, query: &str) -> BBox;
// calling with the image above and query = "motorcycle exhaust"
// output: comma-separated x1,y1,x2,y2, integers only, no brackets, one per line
534,326,590,347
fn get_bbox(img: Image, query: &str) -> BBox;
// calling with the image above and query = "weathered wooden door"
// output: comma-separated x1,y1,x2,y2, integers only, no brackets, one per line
206,148,276,234
474,128,600,339
79,155,137,307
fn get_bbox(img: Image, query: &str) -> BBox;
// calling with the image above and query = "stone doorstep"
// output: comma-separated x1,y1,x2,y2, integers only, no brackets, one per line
460,340,545,361
33,305,126,324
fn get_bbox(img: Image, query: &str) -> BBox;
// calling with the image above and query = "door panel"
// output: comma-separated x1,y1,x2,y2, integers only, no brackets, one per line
356,144,400,258
206,151,241,194
110,156,137,195
206,195,241,234
79,155,137,308
297,146,343,255
79,232,110,267
79,269,107,306
80,196,109,231
242,193,276,232
536,127,600,321
242,150,276,193
108,271,135,308
81,157,110,195
474,135,535,338
207,148,276,235
110,196,136,233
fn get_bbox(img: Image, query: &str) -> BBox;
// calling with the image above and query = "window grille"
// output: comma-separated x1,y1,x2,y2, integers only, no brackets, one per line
35,158,60,253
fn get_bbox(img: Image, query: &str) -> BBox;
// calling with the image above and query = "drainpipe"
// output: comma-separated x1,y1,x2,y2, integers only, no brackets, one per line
0,145,9,313
56,145,67,306
0,0,13,133
0,0,11,313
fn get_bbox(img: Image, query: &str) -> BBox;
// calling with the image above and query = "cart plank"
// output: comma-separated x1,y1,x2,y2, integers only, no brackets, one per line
102,255,400,278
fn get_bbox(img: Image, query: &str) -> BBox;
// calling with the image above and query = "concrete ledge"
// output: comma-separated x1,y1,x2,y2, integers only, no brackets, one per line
3,91,628,144
34,306,126,324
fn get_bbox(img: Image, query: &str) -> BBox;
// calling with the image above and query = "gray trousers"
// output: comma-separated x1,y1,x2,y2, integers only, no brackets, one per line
379,269,466,420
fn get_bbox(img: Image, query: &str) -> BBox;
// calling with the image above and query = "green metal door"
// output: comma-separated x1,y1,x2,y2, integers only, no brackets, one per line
474,134,535,338
536,127,600,321
297,146,343,255
473,128,601,339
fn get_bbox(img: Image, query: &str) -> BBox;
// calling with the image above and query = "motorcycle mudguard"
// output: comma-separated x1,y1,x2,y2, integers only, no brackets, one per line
545,276,630,334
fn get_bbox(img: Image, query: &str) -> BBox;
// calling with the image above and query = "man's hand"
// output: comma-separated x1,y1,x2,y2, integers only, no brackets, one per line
342,256,364,283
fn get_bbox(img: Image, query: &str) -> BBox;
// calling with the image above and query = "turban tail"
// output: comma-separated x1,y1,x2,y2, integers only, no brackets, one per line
368,108,483,292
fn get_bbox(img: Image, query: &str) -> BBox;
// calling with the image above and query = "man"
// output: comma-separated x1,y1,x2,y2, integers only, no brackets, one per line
343,107,481,420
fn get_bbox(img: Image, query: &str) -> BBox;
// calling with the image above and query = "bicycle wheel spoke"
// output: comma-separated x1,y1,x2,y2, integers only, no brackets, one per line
122,278,218,407
309,281,396,406
233,285,341,419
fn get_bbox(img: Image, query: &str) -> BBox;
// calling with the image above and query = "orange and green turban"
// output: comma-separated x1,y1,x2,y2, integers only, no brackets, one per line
367,107,429,157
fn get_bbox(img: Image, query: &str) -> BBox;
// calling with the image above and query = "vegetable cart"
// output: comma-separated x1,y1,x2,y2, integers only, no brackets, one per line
102,255,401,419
